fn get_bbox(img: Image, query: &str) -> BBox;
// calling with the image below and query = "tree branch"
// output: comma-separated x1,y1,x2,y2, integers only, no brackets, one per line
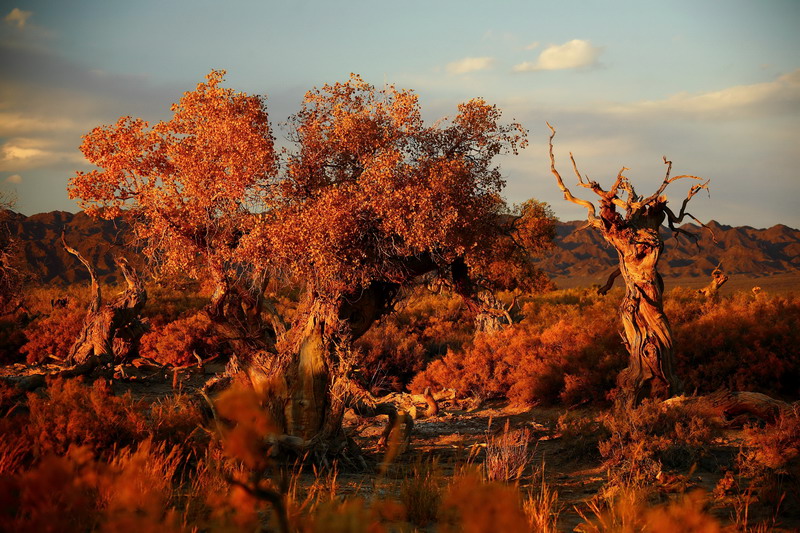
547,123,600,227
61,230,101,313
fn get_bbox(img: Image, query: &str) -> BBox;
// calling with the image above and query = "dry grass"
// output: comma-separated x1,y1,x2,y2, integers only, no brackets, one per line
484,419,533,483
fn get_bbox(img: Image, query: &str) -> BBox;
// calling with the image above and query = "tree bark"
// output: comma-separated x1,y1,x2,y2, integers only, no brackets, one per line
241,281,414,458
602,217,681,401
63,234,147,367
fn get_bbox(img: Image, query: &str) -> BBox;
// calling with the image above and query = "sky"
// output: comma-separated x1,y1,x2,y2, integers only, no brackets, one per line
0,0,798,228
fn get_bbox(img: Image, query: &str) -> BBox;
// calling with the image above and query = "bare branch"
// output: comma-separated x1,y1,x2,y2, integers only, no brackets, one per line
61,230,101,312
597,267,621,296
547,123,600,226
643,156,705,206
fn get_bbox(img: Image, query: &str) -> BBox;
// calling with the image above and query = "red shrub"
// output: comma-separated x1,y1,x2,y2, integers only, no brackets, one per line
140,312,223,366
20,304,86,364
673,293,800,397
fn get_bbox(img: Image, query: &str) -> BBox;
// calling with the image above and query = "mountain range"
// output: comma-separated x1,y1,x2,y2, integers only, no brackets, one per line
6,211,800,286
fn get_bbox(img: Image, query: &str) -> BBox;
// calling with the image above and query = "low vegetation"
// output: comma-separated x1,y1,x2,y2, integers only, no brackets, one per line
1,285,798,531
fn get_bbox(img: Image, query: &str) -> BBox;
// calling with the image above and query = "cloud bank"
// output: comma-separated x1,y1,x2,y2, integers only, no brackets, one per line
514,39,602,72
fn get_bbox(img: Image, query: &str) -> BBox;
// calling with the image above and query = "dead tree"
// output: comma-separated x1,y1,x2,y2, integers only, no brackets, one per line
474,291,515,333
698,262,728,301
548,123,711,401
62,232,147,367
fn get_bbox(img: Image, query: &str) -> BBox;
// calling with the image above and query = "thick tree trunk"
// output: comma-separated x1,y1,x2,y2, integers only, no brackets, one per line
63,232,147,367
241,283,413,458
603,222,681,401
67,257,147,366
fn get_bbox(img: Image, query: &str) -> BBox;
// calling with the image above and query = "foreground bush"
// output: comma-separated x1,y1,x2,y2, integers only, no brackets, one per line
139,312,223,367
411,291,624,405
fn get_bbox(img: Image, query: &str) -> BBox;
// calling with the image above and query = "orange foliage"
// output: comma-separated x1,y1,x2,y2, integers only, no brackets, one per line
438,471,529,533
355,290,472,392
672,292,800,396
412,294,624,405
26,378,146,458
139,312,222,366
20,303,85,364
69,70,277,288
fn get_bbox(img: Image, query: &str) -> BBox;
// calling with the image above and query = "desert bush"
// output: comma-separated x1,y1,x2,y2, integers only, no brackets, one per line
20,302,86,364
556,411,610,462
412,295,624,405
575,486,721,533
356,289,472,392
356,321,427,393
26,377,146,458
673,293,800,397
736,407,800,515
147,393,207,453
438,470,529,533
524,467,562,533
484,419,533,482
0,440,188,533
139,312,223,366
598,398,720,490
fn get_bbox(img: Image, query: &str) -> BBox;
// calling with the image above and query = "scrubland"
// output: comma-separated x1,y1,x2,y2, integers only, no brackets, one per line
1,282,798,532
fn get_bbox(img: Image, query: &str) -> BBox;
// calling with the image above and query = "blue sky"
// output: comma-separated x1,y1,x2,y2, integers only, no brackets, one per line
1,0,798,227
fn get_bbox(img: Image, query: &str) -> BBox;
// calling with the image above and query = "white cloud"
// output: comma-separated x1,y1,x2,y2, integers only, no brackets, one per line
445,56,494,75
605,69,800,119
514,39,602,72
5,174,22,184
4,8,32,29
0,111,81,136
0,138,84,171
524,41,539,50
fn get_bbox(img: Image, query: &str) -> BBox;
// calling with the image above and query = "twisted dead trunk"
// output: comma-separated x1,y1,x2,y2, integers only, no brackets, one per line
604,222,680,401
547,123,711,401
63,233,147,367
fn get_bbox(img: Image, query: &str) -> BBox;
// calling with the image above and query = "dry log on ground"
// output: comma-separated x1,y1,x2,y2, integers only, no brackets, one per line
664,390,797,424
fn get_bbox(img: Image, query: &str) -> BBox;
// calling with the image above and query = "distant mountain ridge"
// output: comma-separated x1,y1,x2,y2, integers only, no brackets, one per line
6,211,800,285
534,219,800,280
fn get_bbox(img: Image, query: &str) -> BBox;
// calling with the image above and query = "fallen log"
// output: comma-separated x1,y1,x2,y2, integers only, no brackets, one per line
663,390,797,424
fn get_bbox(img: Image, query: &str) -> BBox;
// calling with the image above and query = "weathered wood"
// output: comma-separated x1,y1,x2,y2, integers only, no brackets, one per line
664,390,795,424
62,232,147,366
698,263,728,301
548,125,713,401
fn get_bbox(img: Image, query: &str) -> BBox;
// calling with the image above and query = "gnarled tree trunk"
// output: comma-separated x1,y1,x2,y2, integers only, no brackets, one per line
604,222,680,401
548,123,711,401
63,233,147,367
235,280,414,459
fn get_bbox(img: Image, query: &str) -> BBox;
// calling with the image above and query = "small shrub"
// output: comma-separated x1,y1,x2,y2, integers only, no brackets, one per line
524,467,561,533
399,458,442,527
438,470,529,533
598,398,720,490
139,312,223,367
20,304,86,364
484,420,533,483
26,377,146,458
736,407,800,515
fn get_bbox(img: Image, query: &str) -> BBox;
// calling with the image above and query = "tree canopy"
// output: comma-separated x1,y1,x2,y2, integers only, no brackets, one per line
70,71,554,308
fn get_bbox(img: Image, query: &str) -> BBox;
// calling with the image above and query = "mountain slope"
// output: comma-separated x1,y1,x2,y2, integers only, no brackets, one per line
5,211,800,285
